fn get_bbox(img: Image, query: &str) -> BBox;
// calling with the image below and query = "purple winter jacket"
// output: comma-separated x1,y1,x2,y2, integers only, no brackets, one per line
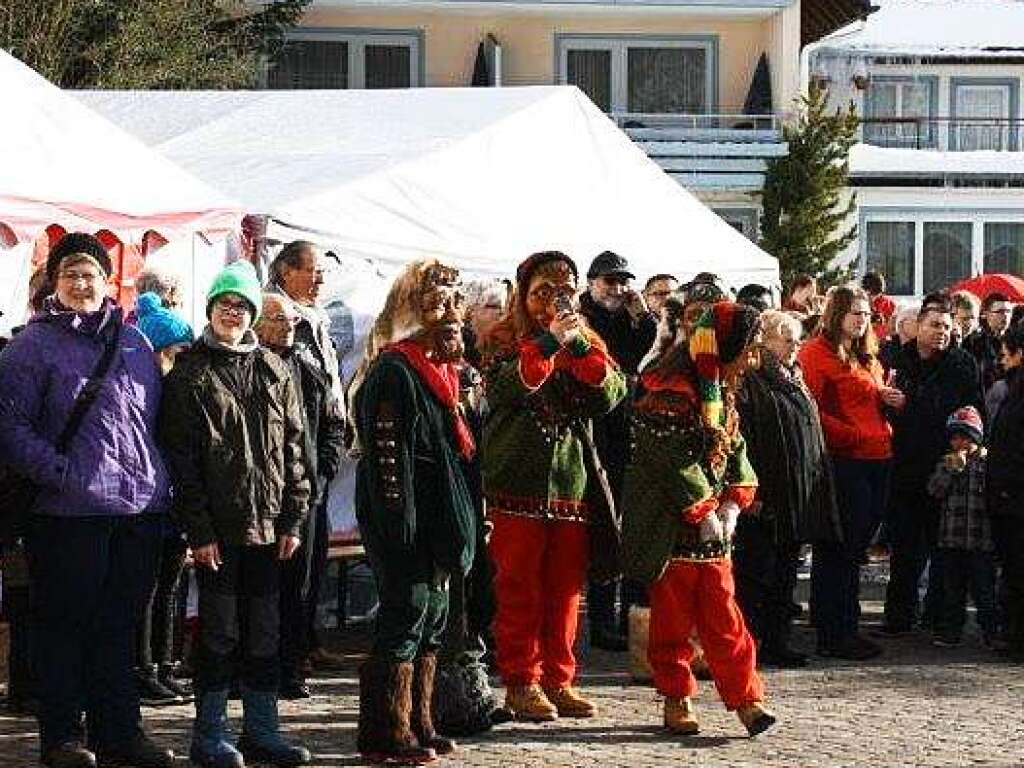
0,299,170,517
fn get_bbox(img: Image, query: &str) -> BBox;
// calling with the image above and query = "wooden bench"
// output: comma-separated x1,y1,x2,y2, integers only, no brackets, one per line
327,534,366,629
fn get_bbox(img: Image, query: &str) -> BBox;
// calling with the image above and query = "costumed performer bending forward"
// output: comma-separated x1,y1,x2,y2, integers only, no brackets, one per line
622,294,777,737
351,260,477,765
482,251,627,721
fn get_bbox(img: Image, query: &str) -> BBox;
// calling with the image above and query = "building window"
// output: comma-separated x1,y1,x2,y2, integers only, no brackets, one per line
923,222,972,293
557,36,717,115
984,222,1024,276
863,76,937,148
267,30,421,90
864,220,915,296
951,79,1019,152
712,207,759,241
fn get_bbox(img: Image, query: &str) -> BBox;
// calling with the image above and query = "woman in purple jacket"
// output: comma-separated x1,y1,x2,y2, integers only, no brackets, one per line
0,233,174,768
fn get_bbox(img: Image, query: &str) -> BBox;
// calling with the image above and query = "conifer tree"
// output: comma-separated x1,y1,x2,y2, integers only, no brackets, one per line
760,84,860,288
1,0,310,89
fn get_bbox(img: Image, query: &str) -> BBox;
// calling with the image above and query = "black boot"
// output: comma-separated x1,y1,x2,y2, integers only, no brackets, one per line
411,654,455,755
42,742,96,768
136,664,182,707
357,659,436,765
95,731,174,768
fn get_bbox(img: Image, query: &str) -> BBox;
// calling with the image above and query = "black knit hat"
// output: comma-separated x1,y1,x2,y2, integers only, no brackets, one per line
516,250,578,289
46,233,112,280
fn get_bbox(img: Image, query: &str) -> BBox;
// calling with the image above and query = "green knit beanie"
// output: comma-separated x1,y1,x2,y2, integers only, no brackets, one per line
206,260,262,321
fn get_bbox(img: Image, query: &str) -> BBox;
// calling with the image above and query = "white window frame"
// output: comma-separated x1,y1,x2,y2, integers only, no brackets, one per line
860,209,1024,296
863,75,938,148
267,28,423,89
555,34,718,116
951,82,1013,151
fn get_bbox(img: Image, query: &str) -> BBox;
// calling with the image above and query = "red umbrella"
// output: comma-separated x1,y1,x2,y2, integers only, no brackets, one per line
950,273,1024,303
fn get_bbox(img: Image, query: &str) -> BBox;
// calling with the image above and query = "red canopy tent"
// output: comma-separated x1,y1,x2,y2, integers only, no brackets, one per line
951,273,1024,303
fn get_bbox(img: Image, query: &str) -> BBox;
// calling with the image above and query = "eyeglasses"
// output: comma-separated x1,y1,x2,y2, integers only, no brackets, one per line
265,314,300,326
214,298,251,316
58,270,104,285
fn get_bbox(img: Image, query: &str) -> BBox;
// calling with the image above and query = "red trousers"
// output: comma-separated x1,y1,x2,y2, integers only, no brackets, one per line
648,558,764,710
489,513,588,688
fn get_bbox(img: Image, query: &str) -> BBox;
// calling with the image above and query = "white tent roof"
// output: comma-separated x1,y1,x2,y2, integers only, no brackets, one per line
816,0,1024,58
75,86,778,287
0,48,239,242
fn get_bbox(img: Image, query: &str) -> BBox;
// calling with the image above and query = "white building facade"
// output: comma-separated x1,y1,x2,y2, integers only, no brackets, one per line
809,0,1024,297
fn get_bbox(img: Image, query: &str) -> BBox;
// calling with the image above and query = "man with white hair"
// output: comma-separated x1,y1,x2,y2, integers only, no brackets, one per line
266,241,346,675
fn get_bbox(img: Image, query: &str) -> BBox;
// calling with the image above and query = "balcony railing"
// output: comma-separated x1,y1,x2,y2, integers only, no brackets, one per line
612,111,783,133
861,117,1023,152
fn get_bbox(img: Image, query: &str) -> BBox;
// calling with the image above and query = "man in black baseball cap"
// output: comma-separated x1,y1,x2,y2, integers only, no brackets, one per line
579,251,657,652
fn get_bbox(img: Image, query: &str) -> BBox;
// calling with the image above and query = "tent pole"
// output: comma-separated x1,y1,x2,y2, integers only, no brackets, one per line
191,232,198,330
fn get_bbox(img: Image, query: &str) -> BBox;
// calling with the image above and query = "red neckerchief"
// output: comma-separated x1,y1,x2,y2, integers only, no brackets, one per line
386,340,476,460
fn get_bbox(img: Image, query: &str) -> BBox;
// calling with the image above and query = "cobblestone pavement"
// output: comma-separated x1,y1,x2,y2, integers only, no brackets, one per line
2,603,1023,768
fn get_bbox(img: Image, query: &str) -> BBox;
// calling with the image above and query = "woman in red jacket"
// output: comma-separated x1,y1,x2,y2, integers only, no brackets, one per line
798,285,904,660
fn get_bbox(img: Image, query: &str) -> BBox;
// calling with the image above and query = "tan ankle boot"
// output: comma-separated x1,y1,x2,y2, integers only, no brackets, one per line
664,697,699,735
505,684,558,722
543,686,597,718
737,701,777,737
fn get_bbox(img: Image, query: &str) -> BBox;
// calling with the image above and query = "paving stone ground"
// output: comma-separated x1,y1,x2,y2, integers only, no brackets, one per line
2,602,1023,768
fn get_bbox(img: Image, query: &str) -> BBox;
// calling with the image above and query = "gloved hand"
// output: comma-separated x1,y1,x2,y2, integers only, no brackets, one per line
717,500,740,540
698,511,725,543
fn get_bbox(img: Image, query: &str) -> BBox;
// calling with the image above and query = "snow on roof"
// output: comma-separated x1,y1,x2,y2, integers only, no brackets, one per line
849,143,1024,176
817,0,1024,58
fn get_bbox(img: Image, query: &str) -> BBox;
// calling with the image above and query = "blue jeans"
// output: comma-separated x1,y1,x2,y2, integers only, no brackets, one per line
811,458,890,649
28,514,162,753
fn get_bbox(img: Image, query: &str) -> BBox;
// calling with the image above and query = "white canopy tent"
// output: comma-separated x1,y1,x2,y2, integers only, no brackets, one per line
75,86,779,288
0,49,240,333
76,85,780,539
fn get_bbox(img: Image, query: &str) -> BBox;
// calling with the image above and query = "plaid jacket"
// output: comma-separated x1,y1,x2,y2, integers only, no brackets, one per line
927,448,993,552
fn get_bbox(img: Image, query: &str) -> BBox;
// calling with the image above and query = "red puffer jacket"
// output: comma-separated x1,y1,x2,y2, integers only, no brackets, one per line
797,335,893,460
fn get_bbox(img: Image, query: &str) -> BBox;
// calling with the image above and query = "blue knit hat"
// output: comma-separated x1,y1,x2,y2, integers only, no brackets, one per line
135,292,194,352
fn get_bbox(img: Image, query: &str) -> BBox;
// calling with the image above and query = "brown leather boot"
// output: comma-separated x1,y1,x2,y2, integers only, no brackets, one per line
504,684,558,722
663,697,699,735
357,659,437,765
543,686,597,718
737,701,777,737
411,654,455,756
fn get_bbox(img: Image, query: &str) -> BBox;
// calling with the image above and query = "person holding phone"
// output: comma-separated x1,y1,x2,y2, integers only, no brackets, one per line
578,251,658,651
482,251,626,722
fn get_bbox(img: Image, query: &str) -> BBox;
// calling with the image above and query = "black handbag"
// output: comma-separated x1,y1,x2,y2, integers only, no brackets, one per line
0,327,121,542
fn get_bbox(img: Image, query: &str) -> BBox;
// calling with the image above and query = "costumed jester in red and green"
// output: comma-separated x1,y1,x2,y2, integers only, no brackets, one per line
480,251,627,722
622,295,777,737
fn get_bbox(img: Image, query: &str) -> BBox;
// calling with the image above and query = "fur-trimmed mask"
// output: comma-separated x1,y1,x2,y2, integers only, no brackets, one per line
364,259,467,364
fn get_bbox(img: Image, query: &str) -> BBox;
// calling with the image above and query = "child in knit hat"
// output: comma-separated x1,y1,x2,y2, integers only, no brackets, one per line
135,292,194,375
926,405,996,648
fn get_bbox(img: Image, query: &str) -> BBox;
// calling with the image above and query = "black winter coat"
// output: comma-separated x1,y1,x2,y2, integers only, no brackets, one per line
737,359,841,544
889,341,983,497
964,324,1004,394
159,340,311,548
577,292,657,497
280,343,346,510
987,367,1024,519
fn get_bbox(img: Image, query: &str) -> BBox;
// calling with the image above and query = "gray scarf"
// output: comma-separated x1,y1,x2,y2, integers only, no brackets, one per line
202,324,259,354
